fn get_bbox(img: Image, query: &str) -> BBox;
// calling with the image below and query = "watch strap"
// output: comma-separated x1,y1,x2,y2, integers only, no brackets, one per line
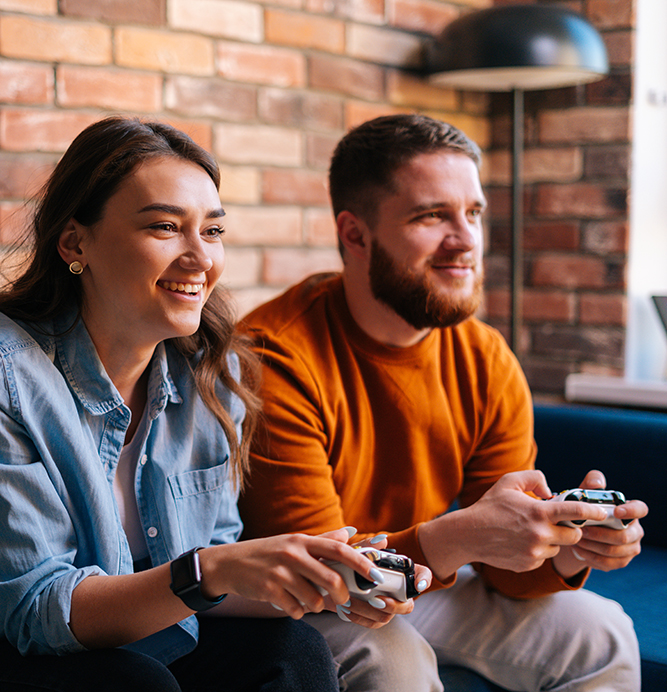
170,547,226,612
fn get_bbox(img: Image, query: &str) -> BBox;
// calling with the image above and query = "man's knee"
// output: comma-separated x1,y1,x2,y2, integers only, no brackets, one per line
304,613,443,692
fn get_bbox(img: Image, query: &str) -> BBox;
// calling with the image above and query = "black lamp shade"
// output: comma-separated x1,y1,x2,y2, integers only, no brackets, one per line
426,4,609,92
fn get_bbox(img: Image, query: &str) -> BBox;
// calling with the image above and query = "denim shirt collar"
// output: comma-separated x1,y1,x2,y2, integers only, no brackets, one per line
50,307,182,419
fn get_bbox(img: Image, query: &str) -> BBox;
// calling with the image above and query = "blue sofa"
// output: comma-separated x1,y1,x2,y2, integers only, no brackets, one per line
438,403,667,691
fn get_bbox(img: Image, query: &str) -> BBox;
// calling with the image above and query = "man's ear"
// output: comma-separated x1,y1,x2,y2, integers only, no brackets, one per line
337,211,371,261
57,219,86,266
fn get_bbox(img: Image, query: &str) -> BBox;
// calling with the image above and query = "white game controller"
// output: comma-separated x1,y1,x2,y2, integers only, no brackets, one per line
547,488,630,529
321,547,419,603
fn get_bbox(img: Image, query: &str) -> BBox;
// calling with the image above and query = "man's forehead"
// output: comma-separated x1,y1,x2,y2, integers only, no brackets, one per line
389,151,485,203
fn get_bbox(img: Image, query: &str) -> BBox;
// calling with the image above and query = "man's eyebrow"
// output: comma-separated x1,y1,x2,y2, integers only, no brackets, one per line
138,203,226,219
409,199,487,214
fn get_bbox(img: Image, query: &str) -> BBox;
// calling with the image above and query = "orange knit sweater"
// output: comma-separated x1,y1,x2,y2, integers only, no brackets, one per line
238,274,583,598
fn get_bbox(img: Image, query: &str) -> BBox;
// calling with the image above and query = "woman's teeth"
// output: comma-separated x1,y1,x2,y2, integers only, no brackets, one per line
159,281,203,294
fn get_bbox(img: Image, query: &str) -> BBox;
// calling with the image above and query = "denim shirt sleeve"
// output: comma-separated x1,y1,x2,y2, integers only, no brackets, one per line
0,329,108,656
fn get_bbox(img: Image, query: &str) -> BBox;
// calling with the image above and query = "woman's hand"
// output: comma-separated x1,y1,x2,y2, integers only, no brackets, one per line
199,527,386,619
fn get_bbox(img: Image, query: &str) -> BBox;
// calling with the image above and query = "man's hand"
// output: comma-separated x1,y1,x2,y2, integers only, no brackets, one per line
419,470,627,581
552,470,648,579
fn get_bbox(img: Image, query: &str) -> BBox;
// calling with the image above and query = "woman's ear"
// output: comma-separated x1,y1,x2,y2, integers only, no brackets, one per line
337,211,371,261
57,219,86,266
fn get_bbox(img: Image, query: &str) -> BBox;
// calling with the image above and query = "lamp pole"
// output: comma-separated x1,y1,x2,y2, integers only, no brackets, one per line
510,87,524,354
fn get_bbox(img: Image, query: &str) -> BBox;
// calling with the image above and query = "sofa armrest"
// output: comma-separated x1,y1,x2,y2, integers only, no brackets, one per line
533,404,666,549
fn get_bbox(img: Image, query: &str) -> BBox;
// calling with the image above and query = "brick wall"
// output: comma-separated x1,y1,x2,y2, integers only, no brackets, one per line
0,0,490,315
0,0,635,397
483,0,635,394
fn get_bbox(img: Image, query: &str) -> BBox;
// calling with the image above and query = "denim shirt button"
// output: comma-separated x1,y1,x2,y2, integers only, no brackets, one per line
147,526,158,538
140,454,147,466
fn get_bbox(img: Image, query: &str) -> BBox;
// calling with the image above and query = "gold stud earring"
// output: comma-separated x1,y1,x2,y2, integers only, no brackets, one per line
69,261,84,275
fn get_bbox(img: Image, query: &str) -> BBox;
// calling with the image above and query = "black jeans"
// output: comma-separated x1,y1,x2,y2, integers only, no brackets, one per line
0,617,339,692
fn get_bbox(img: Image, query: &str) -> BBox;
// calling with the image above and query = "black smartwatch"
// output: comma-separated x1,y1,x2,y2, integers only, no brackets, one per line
169,547,226,612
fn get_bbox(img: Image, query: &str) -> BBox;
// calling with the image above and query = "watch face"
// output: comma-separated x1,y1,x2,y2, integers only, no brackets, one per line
171,549,202,593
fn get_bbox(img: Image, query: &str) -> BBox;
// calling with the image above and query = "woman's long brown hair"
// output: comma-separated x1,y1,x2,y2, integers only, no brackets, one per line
0,116,260,488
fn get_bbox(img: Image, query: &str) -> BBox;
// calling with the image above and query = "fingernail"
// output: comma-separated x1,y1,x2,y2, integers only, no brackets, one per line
369,597,386,609
369,534,387,545
343,526,357,539
336,606,351,622
343,599,351,608
572,548,586,561
369,568,385,584
271,603,284,611
338,605,351,614
416,579,428,592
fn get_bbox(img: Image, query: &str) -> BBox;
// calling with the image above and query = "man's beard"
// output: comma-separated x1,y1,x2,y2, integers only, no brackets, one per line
369,238,483,330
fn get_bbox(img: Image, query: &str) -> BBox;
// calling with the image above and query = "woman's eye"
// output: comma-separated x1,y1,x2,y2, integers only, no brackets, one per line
151,222,176,232
205,226,225,238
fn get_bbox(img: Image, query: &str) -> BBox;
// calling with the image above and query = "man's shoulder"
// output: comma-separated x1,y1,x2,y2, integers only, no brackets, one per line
453,316,510,350
241,272,341,340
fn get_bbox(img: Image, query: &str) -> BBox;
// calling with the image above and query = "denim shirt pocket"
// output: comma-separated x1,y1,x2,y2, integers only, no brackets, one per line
167,460,239,550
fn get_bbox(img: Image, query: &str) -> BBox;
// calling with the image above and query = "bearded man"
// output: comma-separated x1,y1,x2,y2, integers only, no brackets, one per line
238,114,645,692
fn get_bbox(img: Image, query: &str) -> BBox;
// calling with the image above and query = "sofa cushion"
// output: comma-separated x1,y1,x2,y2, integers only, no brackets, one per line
585,546,667,682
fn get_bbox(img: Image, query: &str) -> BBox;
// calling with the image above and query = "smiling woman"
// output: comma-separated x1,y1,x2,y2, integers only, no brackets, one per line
0,117,409,692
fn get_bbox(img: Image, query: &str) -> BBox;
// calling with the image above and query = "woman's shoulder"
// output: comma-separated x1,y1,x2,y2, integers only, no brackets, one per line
0,313,52,358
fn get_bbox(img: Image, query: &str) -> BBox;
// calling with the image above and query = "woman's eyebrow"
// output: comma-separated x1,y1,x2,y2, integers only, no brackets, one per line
138,203,226,218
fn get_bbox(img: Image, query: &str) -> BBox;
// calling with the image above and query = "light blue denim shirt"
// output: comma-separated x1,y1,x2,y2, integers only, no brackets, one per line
0,308,245,664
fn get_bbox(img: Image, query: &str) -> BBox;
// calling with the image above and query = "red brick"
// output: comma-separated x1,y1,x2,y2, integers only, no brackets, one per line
0,0,57,12
218,165,261,205
523,222,579,252
305,0,384,24
217,41,305,87
213,123,302,166
165,76,256,121
484,288,510,320
523,289,575,322
265,9,345,53
220,247,262,288
531,254,607,289
0,61,54,105
61,0,165,25
116,27,214,75
309,54,384,101
345,101,405,130
579,293,626,326
582,220,629,254
535,184,627,219
306,132,340,170
222,205,302,246
169,0,262,41
387,69,458,111
263,247,342,286
305,208,337,247
258,89,343,131
586,73,632,107
57,66,162,112
587,0,635,30
0,154,55,199
388,0,458,36
262,169,329,207
0,109,98,153
0,16,112,65
539,107,630,144
486,147,582,186
347,24,423,69
603,31,634,67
